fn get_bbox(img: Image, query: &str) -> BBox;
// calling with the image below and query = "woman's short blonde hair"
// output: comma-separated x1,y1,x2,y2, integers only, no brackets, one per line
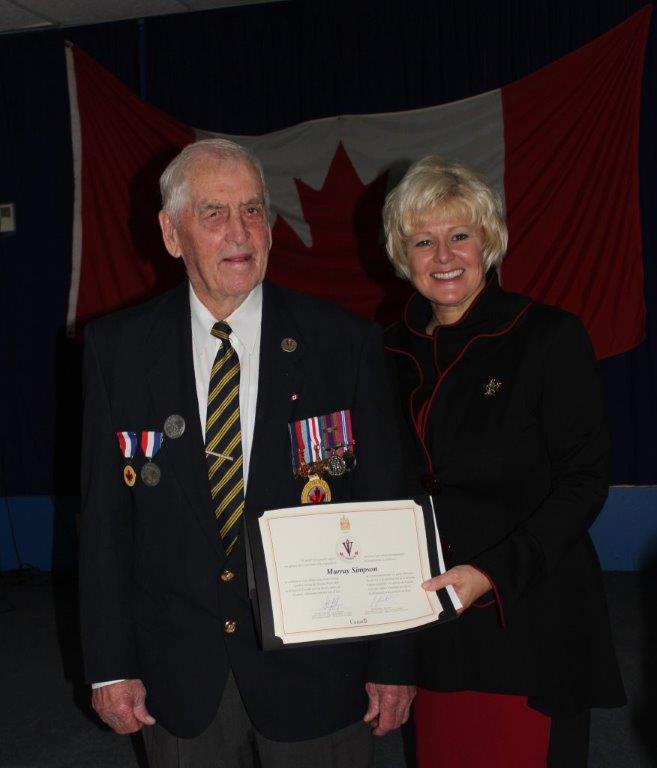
383,156,508,279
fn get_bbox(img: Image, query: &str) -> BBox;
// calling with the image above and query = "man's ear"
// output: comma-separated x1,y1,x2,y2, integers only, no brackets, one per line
158,210,182,258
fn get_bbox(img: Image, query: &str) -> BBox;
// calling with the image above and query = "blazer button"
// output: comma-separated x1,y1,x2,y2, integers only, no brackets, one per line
220,570,235,582
224,619,237,634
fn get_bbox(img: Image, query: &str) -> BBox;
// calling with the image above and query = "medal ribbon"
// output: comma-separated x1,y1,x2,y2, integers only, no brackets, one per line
320,413,336,453
333,411,343,451
117,431,137,459
309,416,322,462
302,418,315,461
339,409,354,453
140,431,163,459
290,420,307,468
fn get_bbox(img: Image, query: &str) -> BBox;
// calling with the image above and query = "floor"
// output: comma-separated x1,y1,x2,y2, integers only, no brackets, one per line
0,572,655,767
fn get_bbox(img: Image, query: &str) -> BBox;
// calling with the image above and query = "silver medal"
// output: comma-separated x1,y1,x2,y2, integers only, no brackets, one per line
326,454,347,477
141,461,161,487
164,414,185,439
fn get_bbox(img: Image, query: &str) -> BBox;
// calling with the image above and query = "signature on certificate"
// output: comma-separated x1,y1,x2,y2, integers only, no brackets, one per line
319,595,342,611
369,594,392,608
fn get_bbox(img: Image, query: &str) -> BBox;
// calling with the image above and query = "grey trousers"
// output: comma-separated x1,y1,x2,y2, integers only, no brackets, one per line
142,672,374,768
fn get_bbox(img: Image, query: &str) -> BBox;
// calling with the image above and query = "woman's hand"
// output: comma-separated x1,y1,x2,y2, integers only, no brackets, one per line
422,564,492,614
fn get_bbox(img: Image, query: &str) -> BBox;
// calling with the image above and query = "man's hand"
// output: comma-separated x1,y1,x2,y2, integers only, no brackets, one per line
422,564,492,614
91,679,156,734
363,683,416,736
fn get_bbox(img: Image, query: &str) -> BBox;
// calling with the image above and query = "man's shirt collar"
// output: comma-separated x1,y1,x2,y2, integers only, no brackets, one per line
189,282,262,353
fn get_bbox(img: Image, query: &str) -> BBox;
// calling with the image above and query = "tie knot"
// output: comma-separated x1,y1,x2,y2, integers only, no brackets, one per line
211,321,232,341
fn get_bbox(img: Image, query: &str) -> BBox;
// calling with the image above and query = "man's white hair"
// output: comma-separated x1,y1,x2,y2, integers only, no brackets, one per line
159,138,270,224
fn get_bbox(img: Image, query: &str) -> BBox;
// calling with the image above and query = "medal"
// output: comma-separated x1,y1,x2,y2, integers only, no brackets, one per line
116,431,138,487
301,474,331,504
123,464,137,487
140,430,163,487
322,411,355,475
326,453,346,477
141,462,161,487
164,414,185,439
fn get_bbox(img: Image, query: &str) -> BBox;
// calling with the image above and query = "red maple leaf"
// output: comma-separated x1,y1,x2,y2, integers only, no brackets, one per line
268,143,412,325
308,487,326,504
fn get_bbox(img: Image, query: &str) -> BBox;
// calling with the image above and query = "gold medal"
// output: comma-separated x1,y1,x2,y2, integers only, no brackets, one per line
301,474,331,504
123,464,137,487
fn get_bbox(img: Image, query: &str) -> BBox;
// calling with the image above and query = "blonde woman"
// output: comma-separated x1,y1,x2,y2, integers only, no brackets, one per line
383,156,625,767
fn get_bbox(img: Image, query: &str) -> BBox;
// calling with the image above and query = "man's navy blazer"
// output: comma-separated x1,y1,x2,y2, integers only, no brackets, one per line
79,279,414,739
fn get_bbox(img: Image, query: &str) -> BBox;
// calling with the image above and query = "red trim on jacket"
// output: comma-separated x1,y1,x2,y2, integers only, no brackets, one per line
431,280,497,376
402,290,433,340
470,564,507,629
472,598,496,608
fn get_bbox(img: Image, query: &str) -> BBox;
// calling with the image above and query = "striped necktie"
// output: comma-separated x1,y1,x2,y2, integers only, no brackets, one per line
205,321,244,556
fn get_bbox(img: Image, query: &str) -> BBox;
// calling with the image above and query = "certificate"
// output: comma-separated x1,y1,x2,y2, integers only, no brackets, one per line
245,496,458,649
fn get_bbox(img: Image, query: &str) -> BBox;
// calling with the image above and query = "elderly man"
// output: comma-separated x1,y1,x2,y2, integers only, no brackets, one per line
79,138,415,767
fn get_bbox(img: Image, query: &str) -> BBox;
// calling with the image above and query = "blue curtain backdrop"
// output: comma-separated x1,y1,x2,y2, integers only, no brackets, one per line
0,0,656,501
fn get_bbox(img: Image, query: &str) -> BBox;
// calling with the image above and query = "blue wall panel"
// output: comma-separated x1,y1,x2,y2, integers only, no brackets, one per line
590,487,657,571
0,496,78,572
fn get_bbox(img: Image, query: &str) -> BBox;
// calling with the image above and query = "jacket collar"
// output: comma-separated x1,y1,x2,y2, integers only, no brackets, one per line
390,271,532,371
403,271,517,337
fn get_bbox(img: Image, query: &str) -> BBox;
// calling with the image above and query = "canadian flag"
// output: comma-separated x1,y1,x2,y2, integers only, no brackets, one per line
65,7,650,359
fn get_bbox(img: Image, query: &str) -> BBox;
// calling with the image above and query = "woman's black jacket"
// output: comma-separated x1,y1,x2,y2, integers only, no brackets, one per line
384,275,625,716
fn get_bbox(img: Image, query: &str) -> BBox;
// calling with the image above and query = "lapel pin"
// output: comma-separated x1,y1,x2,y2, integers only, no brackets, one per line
281,337,297,353
483,378,502,397
291,393,299,401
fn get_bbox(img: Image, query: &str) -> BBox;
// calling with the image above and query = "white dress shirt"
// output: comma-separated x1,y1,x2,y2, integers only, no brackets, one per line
189,282,262,489
92,282,263,689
